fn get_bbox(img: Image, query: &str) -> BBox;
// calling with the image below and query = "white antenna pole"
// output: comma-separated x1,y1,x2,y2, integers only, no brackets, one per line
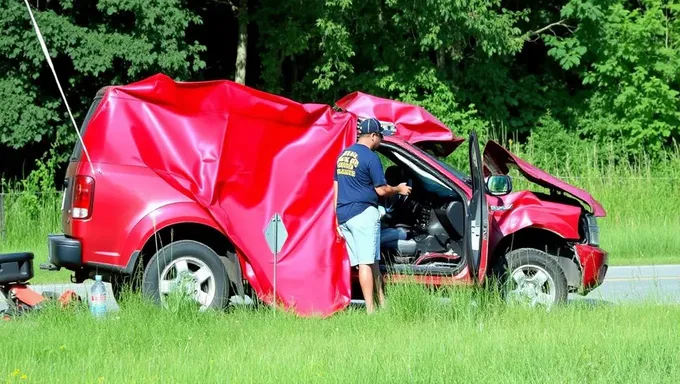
23,0,96,174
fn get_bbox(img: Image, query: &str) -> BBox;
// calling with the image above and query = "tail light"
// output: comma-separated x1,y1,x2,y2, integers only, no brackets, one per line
72,175,95,219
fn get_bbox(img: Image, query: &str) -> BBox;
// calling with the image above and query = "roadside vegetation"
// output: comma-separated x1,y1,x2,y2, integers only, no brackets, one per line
1,1,679,382
2,139,678,281
2,0,680,270
1,284,679,383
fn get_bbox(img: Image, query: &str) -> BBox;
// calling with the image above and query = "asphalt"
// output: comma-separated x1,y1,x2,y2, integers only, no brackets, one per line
13,265,680,312
572,264,680,305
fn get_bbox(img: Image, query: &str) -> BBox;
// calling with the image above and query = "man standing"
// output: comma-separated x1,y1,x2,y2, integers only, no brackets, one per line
334,118,411,313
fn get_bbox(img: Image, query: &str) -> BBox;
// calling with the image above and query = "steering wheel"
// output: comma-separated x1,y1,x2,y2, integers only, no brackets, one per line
399,178,413,203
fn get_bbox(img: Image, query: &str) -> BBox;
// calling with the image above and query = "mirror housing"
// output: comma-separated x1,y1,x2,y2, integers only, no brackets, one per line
485,175,512,196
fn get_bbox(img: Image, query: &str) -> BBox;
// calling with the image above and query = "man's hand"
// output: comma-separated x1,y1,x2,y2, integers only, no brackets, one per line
375,183,412,197
336,221,344,240
397,182,412,196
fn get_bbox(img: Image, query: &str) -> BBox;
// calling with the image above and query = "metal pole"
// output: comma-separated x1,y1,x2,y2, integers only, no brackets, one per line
273,215,278,312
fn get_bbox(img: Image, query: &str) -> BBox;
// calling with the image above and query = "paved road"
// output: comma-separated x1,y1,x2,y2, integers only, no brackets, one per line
573,264,680,305
21,265,680,312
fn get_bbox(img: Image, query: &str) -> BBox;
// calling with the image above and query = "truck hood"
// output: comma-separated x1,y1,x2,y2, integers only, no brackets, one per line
483,140,606,217
335,92,465,156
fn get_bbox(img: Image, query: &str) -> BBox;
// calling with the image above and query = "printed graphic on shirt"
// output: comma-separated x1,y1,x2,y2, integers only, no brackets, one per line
336,150,359,177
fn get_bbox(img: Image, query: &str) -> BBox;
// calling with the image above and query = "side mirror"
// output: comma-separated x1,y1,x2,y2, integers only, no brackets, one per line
485,175,512,196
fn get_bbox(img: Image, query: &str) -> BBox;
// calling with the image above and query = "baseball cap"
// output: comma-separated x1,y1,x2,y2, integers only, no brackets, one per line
358,118,384,137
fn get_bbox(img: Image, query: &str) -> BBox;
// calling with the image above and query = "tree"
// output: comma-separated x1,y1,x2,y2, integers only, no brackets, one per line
541,0,680,155
0,0,205,159
235,0,248,85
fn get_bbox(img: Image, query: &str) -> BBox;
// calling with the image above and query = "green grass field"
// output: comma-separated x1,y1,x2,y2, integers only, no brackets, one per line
1,147,680,383
1,285,680,383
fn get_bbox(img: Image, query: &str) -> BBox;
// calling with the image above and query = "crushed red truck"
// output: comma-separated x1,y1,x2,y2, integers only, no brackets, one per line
42,74,608,316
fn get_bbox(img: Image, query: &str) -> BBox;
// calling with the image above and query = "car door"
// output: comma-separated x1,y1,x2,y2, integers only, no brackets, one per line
465,131,490,282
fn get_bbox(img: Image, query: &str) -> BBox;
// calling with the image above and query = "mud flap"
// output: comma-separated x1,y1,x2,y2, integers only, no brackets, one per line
220,252,245,299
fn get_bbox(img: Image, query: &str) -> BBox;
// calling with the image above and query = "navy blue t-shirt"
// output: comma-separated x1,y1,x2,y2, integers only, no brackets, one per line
334,143,387,224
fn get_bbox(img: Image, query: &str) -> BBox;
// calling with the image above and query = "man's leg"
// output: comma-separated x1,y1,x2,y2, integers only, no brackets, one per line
344,207,381,314
373,218,386,308
341,218,376,313
358,264,375,313
372,264,385,308
380,228,401,250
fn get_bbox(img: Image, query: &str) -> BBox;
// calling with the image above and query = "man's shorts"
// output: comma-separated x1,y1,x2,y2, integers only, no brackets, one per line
339,206,381,267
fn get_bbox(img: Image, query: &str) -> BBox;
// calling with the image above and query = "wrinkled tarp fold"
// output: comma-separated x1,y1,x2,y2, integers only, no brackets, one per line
99,74,356,316
87,74,463,317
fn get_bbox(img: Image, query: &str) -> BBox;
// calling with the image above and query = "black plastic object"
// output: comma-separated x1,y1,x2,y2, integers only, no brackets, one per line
0,252,35,284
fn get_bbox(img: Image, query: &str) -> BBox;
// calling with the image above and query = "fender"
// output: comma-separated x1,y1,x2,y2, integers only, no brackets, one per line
492,192,582,243
120,201,225,268
124,202,260,300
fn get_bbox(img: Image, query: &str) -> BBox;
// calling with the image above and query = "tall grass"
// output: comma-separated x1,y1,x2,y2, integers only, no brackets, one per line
0,191,71,283
1,284,679,383
446,139,680,265
509,141,680,265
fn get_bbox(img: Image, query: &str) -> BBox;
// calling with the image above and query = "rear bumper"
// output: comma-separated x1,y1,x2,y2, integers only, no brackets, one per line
575,244,608,292
48,234,83,270
47,234,139,275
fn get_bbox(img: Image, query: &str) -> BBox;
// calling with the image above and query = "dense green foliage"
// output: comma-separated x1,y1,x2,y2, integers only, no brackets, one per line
0,0,204,165
2,0,680,178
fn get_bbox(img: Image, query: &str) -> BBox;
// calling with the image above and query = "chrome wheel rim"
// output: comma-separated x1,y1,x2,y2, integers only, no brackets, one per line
507,264,557,309
159,256,215,311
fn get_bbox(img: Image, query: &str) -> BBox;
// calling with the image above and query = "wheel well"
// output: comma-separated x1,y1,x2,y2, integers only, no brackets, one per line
492,228,574,260
491,227,581,288
139,223,235,272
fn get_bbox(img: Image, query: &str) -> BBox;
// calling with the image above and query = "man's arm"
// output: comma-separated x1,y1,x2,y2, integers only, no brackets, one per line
375,184,408,197
333,180,339,212
333,180,344,238
369,156,411,197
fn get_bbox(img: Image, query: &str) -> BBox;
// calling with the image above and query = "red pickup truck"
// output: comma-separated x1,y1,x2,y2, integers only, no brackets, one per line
44,74,607,316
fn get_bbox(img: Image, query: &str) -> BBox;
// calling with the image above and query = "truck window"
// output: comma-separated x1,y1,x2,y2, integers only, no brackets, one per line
70,96,103,162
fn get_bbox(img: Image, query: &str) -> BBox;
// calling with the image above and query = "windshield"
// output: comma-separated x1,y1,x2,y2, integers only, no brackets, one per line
433,158,471,185
409,143,472,185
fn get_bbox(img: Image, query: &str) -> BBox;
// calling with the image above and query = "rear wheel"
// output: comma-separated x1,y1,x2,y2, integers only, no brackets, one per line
142,240,230,311
495,248,568,309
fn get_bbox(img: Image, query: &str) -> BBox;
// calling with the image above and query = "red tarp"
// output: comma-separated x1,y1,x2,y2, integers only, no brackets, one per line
90,74,461,316
93,74,355,316
336,92,465,156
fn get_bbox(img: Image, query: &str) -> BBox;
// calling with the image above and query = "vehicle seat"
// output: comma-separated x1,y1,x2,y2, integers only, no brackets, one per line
385,165,404,186
0,252,35,284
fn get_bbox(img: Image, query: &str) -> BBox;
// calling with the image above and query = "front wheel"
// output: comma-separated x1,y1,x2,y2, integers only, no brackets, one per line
495,248,568,309
142,240,230,311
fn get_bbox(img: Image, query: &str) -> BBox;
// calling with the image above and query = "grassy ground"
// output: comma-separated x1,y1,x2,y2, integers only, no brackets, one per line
1,148,679,384
1,285,680,383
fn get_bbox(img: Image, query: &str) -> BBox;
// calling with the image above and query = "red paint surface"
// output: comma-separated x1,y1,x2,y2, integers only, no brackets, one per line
575,244,609,290
336,92,465,156
483,141,606,217
493,191,583,240
62,73,609,317
75,74,363,316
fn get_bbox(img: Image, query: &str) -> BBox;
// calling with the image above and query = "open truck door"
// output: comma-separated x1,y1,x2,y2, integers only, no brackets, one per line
465,131,490,282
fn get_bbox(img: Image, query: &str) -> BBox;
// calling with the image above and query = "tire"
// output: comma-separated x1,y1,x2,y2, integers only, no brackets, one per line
494,248,568,308
142,240,230,310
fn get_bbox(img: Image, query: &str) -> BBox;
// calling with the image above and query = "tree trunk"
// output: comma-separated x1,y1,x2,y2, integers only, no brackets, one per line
436,47,445,70
234,0,248,84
